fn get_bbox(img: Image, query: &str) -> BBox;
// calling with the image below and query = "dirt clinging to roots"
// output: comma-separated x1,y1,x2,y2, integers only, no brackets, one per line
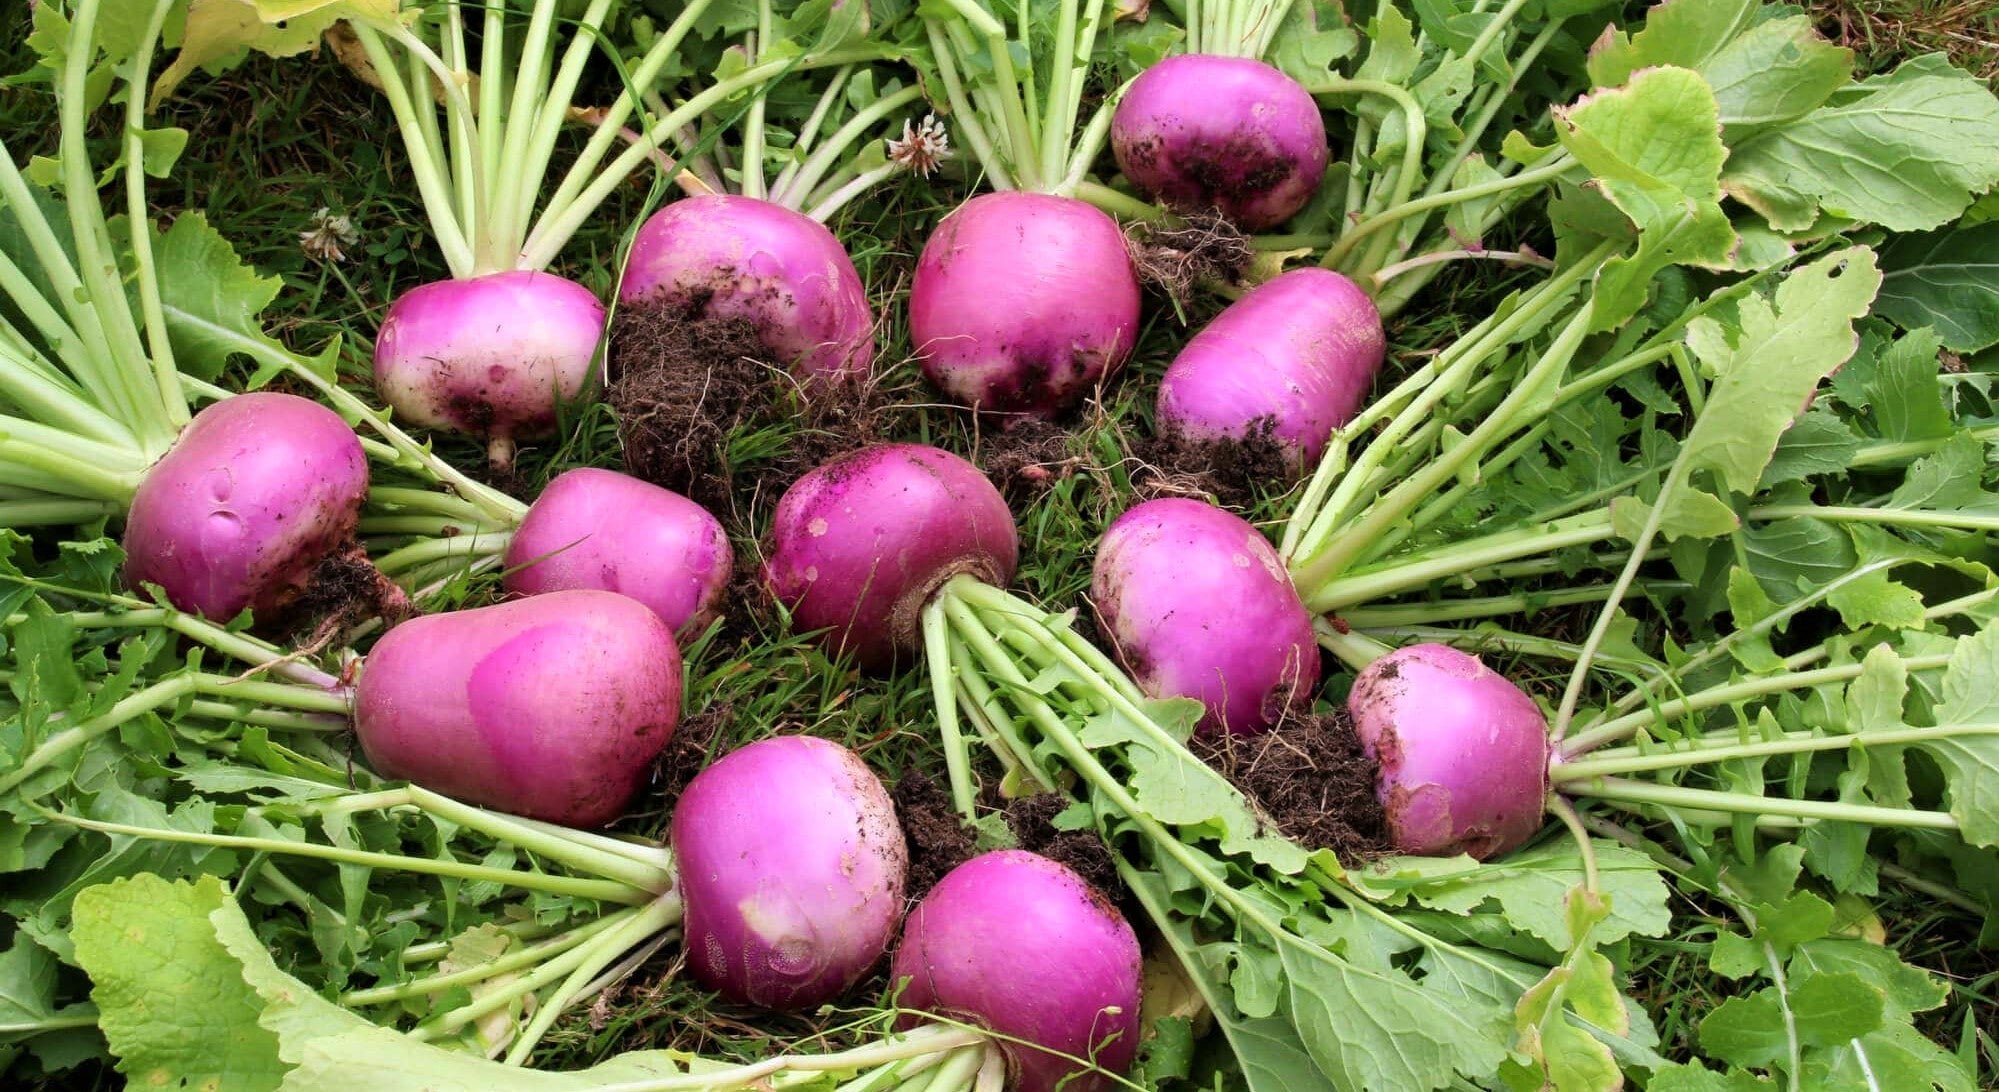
978,417,1084,502
287,541,411,642
1004,793,1130,918
652,701,731,807
1193,709,1390,862
608,296,890,517
892,771,979,898
1125,212,1252,307
1132,419,1297,510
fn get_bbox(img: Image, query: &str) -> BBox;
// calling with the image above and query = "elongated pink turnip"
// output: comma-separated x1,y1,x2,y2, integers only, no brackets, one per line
617,194,874,381
1347,644,1549,859
891,850,1141,1092
123,393,368,621
1156,268,1385,471
1112,55,1328,231
354,589,682,828
1093,498,1318,735
910,193,1141,417
502,468,732,640
373,271,605,472
672,736,907,1010
763,444,1018,671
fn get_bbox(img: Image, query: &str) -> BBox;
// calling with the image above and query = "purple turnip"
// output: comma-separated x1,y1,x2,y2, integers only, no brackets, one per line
910,192,1141,417
502,468,732,640
372,271,605,474
354,589,683,828
1093,498,1319,735
1347,643,1549,859
123,393,369,621
1112,55,1329,231
616,194,874,383
890,850,1142,1092
672,735,907,1010
762,443,1018,671
1156,267,1385,472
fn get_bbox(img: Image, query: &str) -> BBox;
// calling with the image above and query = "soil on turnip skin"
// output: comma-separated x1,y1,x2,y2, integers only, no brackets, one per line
1194,710,1389,862
1126,212,1251,307
608,298,889,519
1131,419,1296,510
892,771,979,898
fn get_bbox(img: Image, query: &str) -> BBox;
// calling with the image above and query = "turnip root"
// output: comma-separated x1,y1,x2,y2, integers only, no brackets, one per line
1112,55,1329,231
502,468,732,640
672,736,907,1010
763,443,1018,670
617,194,874,382
124,393,369,621
1093,498,1319,735
890,850,1142,1092
910,193,1140,417
1156,268,1385,472
354,589,682,828
372,271,605,473
1347,643,1549,859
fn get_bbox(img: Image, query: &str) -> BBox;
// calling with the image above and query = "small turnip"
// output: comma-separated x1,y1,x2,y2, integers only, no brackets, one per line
616,194,875,382
124,393,369,621
354,589,682,828
1156,267,1385,472
502,468,732,640
910,193,1140,417
890,850,1142,1092
1347,643,1549,859
1111,55,1328,231
373,271,605,473
1093,498,1319,735
763,444,1018,671
672,735,907,1010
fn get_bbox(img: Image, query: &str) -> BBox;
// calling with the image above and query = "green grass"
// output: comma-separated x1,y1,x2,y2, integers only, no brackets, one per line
4,3,1997,1086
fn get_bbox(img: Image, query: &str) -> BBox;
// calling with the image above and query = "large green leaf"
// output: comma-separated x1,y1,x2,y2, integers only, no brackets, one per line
1876,222,1999,352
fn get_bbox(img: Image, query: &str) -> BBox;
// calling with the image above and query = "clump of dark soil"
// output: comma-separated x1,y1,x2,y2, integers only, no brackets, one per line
652,700,731,806
978,417,1084,501
1126,212,1252,308
607,299,890,518
1130,419,1296,510
1004,793,1127,913
892,771,979,897
1193,710,1389,862
285,542,411,643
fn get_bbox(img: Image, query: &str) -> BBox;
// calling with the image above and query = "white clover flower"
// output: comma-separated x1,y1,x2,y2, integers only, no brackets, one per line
299,207,360,263
887,115,952,177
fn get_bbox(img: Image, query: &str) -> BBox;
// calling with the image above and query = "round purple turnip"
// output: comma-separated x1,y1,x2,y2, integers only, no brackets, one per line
617,194,874,382
672,735,907,1010
910,192,1140,417
354,589,682,828
1156,267,1385,472
1093,498,1319,735
763,443,1018,671
502,468,732,640
373,270,605,472
1347,643,1549,859
890,850,1142,1092
123,392,368,621
1111,55,1329,231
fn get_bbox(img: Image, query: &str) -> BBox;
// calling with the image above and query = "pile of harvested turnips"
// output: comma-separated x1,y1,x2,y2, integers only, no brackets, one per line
5,0,1999,1089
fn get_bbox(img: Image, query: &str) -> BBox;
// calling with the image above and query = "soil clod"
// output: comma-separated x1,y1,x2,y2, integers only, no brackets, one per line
1126,212,1252,307
893,772,980,897
1131,420,1296,510
1004,793,1126,912
1194,710,1390,862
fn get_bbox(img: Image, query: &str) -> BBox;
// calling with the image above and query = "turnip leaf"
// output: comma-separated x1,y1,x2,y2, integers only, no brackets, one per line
1877,222,1999,353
